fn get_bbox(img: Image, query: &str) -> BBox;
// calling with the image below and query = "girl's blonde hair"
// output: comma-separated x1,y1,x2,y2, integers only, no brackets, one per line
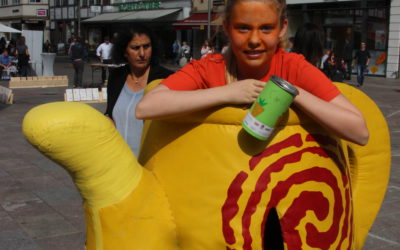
222,0,288,84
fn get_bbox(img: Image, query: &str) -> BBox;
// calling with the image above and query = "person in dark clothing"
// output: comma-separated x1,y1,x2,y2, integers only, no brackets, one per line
292,23,325,68
16,36,30,77
324,51,345,82
69,37,88,88
342,38,353,80
105,24,173,156
353,41,370,87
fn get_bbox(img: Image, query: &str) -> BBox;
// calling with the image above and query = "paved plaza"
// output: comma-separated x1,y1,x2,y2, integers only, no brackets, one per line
0,56,399,250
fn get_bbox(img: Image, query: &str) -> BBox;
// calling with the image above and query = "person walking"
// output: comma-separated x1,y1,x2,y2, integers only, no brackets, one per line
342,38,353,80
69,37,88,88
96,36,113,85
172,40,181,65
353,41,370,87
15,36,30,77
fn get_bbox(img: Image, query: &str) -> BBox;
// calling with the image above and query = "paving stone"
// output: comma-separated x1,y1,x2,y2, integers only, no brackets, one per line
50,203,85,230
34,187,81,207
5,166,48,179
0,215,21,232
369,212,400,245
0,230,41,250
16,213,78,239
17,175,65,192
0,159,32,171
0,177,24,198
0,169,9,177
35,232,85,250
1,196,54,218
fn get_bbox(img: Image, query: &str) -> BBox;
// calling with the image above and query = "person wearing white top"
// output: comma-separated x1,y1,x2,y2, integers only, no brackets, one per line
96,36,113,84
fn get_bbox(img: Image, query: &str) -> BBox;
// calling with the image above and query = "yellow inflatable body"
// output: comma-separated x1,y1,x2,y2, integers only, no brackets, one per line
22,82,390,250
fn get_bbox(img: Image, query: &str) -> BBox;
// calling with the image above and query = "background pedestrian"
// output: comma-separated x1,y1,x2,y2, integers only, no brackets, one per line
105,24,173,156
15,36,30,77
69,37,88,88
342,38,353,80
96,36,113,85
200,39,214,58
353,41,370,87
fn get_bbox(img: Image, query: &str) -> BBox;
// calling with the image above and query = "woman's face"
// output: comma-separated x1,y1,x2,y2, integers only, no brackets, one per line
224,1,287,77
125,34,152,70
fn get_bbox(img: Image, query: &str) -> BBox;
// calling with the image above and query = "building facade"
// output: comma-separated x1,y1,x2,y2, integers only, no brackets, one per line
0,0,49,40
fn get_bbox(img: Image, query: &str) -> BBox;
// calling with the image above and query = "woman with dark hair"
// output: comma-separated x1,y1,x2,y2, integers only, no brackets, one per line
292,23,325,67
105,24,173,156
15,36,30,77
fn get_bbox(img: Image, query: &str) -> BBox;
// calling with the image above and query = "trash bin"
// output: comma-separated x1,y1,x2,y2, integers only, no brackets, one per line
41,53,56,76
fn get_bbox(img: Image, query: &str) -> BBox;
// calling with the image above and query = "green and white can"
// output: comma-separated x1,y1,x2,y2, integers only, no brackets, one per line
242,75,299,140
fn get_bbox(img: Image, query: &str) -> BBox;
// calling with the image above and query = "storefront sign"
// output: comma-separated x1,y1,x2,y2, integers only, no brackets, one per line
36,9,48,17
118,1,161,12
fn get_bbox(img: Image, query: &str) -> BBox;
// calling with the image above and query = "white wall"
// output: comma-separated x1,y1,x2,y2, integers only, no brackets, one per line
22,30,44,76
387,0,400,78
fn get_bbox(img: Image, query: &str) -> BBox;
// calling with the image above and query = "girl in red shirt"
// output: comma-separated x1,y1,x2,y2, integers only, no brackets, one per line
136,0,369,146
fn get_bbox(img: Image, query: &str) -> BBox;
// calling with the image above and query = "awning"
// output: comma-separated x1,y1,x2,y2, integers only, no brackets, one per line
82,8,181,23
173,13,221,30
0,23,21,33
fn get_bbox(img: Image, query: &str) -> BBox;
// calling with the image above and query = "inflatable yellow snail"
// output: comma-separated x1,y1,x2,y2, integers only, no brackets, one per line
22,81,390,250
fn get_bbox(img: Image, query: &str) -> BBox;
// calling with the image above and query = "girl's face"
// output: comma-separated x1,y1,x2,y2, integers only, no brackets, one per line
124,34,152,71
224,1,287,78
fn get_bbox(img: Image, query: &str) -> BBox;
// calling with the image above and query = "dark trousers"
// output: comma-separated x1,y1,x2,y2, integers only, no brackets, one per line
72,60,85,87
101,59,112,82
356,64,367,86
18,64,28,77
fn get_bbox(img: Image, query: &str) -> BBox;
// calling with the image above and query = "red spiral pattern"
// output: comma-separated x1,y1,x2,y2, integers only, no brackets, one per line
222,133,352,250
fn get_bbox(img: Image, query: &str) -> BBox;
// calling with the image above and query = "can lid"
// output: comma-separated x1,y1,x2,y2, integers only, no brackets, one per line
270,75,299,96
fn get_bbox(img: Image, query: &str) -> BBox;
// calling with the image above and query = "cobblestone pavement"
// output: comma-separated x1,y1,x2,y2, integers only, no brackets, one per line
0,56,398,249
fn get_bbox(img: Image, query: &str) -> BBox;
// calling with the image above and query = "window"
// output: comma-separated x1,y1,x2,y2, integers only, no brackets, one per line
89,0,101,5
30,0,41,2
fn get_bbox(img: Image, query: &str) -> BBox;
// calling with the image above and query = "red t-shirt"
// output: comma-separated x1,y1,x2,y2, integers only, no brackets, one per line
162,49,340,101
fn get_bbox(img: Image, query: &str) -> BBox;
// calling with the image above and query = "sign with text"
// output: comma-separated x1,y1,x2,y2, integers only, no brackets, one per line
118,1,161,11
36,9,48,17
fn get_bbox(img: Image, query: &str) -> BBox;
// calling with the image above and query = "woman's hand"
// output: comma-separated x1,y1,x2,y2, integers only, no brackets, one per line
223,79,266,104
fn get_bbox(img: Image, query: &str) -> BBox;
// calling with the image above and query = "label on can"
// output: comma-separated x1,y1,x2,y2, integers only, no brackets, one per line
242,75,298,141
243,112,274,139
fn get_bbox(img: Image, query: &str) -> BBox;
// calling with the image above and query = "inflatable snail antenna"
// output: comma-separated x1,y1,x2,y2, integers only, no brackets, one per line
23,81,390,250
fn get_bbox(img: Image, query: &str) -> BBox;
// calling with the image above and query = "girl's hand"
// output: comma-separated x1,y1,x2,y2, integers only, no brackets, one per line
223,79,266,104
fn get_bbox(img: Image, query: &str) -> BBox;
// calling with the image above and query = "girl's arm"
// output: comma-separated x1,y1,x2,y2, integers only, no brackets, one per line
294,87,369,145
135,79,265,120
